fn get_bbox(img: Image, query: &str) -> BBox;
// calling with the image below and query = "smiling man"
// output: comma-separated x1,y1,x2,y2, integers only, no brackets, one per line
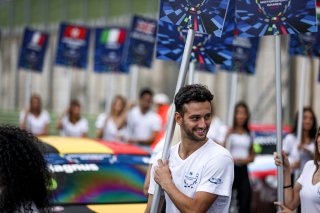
145,84,234,213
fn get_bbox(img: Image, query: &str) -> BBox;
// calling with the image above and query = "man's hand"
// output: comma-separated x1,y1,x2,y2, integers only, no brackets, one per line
154,159,172,191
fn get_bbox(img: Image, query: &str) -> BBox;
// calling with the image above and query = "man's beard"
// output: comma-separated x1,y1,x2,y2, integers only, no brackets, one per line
180,122,208,142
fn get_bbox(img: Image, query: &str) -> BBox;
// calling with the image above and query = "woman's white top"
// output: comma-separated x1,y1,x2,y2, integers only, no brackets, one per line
60,116,88,137
226,132,252,160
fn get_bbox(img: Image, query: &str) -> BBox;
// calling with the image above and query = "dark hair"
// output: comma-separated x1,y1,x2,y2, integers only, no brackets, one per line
291,107,318,139
0,126,52,213
233,101,251,134
174,84,214,116
70,99,81,108
139,88,153,99
314,126,320,172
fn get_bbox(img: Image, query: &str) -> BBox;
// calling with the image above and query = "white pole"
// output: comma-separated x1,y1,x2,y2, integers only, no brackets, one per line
25,70,32,107
296,56,307,156
67,69,73,105
150,28,195,213
188,61,196,85
105,73,115,113
0,44,2,108
129,65,139,101
227,72,238,127
275,35,284,207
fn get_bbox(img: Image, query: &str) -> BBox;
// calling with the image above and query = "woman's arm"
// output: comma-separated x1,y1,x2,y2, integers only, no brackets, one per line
56,109,68,130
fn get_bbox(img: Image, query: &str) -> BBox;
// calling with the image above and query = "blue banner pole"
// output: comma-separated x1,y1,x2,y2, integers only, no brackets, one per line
150,28,195,213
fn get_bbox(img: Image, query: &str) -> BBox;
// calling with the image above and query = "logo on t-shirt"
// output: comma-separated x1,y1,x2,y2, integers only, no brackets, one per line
184,172,199,188
209,177,223,185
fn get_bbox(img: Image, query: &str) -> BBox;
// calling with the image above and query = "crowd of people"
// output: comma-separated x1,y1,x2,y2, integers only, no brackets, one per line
1,84,318,212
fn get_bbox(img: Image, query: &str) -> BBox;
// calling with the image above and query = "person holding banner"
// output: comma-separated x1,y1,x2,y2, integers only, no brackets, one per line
224,102,255,213
127,88,161,150
0,126,52,212
274,126,320,213
283,107,318,174
56,100,88,137
19,94,50,136
145,84,234,213
95,95,130,142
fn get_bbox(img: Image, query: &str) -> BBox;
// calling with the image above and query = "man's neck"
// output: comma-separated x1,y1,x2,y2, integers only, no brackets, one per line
179,138,207,160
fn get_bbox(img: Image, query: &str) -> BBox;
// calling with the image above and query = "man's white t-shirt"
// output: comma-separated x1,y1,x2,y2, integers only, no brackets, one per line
60,116,88,137
127,106,161,141
19,110,50,135
207,117,228,145
149,139,234,213
95,113,127,142
297,160,320,213
226,133,252,160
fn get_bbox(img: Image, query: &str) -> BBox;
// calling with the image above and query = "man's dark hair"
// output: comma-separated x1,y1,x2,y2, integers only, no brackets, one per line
0,126,52,213
174,84,214,116
139,88,154,99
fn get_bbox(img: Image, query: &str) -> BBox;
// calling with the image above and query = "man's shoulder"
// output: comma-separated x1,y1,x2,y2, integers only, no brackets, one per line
204,139,232,159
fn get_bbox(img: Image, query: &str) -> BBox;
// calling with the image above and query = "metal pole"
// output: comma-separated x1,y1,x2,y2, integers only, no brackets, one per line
129,65,139,101
0,40,3,108
105,73,115,113
150,28,195,213
188,62,196,85
227,72,238,127
296,56,307,153
67,69,73,105
275,35,284,206
24,70,32,107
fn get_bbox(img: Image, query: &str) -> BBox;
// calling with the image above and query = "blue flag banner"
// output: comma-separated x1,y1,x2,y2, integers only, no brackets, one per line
236,0,317,37
221,37,260,74
55,23,90,69
94,27,129,73
18,28,49,72
289,22,320,57
125,16,157,68
156,0,235,72
159,0,230,37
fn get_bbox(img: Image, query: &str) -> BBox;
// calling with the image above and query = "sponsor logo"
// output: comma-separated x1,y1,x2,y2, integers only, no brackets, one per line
184,172,199,188
49,163,99,174
209,177,223,184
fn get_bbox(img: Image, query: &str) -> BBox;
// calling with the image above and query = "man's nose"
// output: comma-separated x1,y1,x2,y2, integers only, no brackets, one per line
198,118,206,128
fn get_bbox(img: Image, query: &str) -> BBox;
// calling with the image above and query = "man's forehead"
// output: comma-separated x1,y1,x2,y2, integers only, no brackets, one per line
183,101,212,112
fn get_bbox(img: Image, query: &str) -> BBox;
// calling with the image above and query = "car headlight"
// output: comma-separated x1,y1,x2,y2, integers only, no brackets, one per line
265,175,277,189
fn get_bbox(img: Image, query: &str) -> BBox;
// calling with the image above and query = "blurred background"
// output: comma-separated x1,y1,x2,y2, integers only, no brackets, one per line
0,0,319,137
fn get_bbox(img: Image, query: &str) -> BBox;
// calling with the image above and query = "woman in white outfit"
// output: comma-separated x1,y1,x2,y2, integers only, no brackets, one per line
274,126,320,213
95,95,129,142
56,100,88,138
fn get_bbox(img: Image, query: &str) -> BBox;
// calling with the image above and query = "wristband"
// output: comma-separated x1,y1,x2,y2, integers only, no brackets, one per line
283,184,293,189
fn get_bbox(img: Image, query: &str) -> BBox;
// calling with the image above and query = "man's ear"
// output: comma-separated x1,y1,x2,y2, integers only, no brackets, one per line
175,112,182,125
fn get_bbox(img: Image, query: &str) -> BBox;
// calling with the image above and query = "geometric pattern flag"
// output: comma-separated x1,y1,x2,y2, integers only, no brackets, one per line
94,27,129,73
236,0,317,37
55,23,90,69
124,15,157,68
159,0,230,37
289,28,320,57
156,20,216,72
221,37,260,75
18,28,49,72
156,0,236,71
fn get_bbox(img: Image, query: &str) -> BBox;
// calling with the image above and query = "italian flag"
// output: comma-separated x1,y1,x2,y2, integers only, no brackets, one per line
317,0,320,19
100,28,126,45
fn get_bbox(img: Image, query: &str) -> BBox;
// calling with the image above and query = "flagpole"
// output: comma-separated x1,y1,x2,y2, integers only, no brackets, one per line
275,35,284,208
296,56,307,160
150,28,195,213
129,64,139,101
105,72,115,113
188,61,196,85
25,69,32,107
227,71,238,127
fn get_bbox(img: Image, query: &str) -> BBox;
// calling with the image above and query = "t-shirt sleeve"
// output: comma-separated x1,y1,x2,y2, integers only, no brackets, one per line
297,160,312,186
95,114,105,129
43,111,50,124
196,154,234,197
151,114,162,132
